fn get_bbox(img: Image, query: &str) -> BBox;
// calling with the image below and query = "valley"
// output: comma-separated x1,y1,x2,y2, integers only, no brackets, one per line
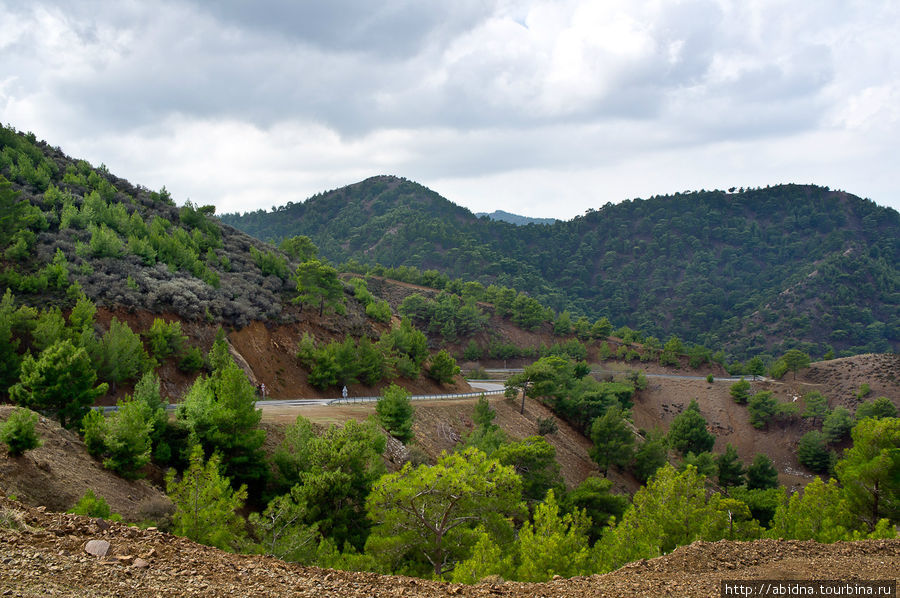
1,124,898,592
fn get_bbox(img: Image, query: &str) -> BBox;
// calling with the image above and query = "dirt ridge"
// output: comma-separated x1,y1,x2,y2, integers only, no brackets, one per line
1,495,897,597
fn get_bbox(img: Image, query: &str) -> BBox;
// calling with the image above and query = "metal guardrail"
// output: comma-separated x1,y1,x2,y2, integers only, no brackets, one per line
327,389,505,405
95,389,506,412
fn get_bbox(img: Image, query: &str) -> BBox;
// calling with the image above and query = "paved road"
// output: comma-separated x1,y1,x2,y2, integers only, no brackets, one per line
322,383,505,405
102,374,750,414
100,382,506,413
482,368,752,382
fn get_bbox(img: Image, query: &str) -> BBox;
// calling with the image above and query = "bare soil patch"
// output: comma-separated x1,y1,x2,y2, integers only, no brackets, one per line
0,406,172,523
261,395,600,488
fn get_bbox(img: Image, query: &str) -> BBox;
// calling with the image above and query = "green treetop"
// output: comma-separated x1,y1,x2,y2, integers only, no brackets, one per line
10,339,108,429
365,447,523,578
835,417,900,530
294,259,345,316
667,399,715,456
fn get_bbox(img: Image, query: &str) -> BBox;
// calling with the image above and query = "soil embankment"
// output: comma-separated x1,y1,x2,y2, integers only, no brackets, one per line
1,494,897,597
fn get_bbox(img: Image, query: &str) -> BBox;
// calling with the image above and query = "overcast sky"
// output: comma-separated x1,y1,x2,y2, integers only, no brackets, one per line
2,1,899,219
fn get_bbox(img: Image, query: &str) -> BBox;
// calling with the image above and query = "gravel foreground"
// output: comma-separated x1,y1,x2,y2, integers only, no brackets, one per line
1,496,897,598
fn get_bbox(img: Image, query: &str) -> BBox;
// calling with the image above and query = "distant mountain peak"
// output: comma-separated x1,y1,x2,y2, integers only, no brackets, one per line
475,210,556,226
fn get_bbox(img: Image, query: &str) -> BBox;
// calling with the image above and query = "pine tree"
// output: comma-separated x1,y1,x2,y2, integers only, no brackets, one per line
715,444,746,488
294,259,345,316
802,391,830,426
166,445,248,551
375,384,414,442
365,448,523,577
515,490,592,582
100,396,154,479
10,339,107,429
797,431,832,474
248,488,319,563
746,454,779,490
273,417,386,551
589,406,635,476
667,399,715,455
176,333,267,495
729,378,751,404
834,417,900,529
427,349,460,384
96,318,152,392
633,429,669,483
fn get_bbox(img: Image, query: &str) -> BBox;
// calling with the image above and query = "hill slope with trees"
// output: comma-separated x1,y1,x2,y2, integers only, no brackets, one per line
222,176,900,359
1,125,899,591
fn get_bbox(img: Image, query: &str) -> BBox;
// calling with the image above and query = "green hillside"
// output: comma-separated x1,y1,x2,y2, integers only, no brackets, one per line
221,176,900,358
0,125,296,329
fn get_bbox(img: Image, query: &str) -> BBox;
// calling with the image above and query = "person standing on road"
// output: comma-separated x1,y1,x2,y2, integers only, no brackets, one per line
342,385,348,399
260,382,266,399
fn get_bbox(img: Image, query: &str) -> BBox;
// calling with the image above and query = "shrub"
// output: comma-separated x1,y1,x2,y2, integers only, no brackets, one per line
463,341,482,361
0,408,42,456
729,378,751,404
747,391,778,429
797,431,833,474
145,318,187,360
427,350,460,384
537,417,558,436
68,489,121,521
177,346,205,373
365,300,392,322
404,444,431,467
466,366,489,380
376,384,414,442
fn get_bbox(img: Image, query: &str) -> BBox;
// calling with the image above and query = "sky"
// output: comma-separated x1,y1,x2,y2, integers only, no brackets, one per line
2,0,899,219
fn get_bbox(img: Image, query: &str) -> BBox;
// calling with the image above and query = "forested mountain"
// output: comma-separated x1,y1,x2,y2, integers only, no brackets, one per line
221,176,900,359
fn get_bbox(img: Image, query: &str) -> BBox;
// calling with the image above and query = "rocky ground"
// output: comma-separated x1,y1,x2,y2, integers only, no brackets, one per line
1,495,897,597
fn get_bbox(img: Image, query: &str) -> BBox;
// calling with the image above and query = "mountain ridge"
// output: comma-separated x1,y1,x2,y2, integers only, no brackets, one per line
221,176,900,359
475,210,557,226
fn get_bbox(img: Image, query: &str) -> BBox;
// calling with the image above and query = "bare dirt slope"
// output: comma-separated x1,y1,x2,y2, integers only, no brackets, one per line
261,395,602,490
630,354,899,492
0,407,172,523
1,495,897,597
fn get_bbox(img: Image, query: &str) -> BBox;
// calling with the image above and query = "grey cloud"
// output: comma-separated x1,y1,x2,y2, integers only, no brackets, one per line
5,0,834,146
183,0,496,57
